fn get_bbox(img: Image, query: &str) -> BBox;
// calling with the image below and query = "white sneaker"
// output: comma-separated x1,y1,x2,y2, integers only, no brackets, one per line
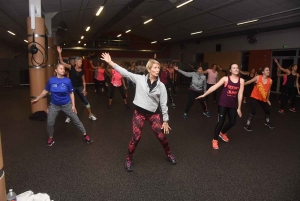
65,117,71,123
89,114,97,121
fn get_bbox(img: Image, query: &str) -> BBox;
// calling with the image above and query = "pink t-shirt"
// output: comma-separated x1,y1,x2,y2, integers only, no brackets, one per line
96,69,105,81
206,69,218,84
111,69,123,87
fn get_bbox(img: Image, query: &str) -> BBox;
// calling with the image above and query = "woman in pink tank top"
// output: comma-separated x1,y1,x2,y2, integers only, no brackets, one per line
90,61,108,94
196,64,244,150
106,65,129,108
203,64,223,102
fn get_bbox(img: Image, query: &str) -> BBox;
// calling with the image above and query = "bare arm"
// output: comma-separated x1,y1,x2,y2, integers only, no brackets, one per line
196,77,227,99
31,89,48,103
274,58,290,74
240,71,249,76
90,61,98,69
237,79,244,117
266,80,273,105
69,92,77,113
296,74,300,94
245,75,258,85
57,46,71,69
217,65,223,71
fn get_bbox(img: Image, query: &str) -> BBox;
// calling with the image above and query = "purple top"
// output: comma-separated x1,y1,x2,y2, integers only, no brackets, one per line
219,76,240,108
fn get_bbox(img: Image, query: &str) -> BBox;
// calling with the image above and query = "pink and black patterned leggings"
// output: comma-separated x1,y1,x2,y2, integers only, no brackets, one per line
126,110,171,161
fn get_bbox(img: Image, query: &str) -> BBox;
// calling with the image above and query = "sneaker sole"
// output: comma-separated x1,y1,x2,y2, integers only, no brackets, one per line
213,146,219,149
47,141,55,147
86,139,93,144
169,159,177,165
264,123,274,129
244,127,252,131
203,113,210,117
289,110,296,112
218,135,229,142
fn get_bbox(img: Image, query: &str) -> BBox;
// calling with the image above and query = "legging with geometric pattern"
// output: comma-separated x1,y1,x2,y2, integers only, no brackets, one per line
126,109,171,161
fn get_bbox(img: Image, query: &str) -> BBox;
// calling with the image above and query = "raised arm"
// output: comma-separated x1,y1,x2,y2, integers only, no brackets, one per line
196,76,227,99
57,46,71,69
274,58,290,74
277,68,285,77
244,75,258,85
90,60,98,69
188,63,196,71
217,65,223,71
174,66,194,77
240,70,249,76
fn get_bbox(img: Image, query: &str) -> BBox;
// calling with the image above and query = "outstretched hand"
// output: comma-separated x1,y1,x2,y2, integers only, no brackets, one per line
161,122,171,134
237,108,242,117
174,66,179,71
57,46,62,53
267,100,271,106
31,99,38,104
101,52,112,63
195,95,205,99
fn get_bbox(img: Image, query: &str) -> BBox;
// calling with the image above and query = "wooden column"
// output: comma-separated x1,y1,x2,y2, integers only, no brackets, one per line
27,17,47,113
46,37,56,80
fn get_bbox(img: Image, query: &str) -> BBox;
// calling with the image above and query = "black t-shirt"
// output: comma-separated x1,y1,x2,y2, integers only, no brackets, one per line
69,65,84,87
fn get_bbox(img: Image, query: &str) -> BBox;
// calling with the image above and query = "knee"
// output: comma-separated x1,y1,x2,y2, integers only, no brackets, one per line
85,103,90,108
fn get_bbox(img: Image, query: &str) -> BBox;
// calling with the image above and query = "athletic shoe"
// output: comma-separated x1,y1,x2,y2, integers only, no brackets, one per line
89,114,97,121
65,117,71,123
219,133,229,142
167,154,177,165
212,140,219,149
183,113,188,119
46,138,55,147
278,109,284,114
264,122,274,129
84,135,93,144
171,103,176,108
244,125,252,131
203,111,211,117
125,160,133,172
289,108,297,112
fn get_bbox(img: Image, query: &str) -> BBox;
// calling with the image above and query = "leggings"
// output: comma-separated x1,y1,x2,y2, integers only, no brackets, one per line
47,102,86,137
109,84,126,99
280,87,297,109
207,84,217,101
73,86,89,106
163,83,174,103
185,90,208,113
214,105,237,140
246,98,270,126
95,79,108,93
126,110,171,161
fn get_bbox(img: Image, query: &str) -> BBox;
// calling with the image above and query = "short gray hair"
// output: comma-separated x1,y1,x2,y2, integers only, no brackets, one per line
75,57,82,63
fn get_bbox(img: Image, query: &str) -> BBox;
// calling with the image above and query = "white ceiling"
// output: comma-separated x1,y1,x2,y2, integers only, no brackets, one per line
0,0,299,47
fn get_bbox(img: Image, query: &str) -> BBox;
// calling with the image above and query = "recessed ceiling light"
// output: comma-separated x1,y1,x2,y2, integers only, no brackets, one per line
125,30,131,33
81,36,84,39
164,38,171,41
7,31,15,35
86,26,90,31
84,44,86,46
176,0,193,8
78,41,81,43
144,19,153,24
151,41,157,44
191,31,202,35
117,34,122,37
96,6,104,16
24,40,28,43
64,43,66,45
237,19,259,25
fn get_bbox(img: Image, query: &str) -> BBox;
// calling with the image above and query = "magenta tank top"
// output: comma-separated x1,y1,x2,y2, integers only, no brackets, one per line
219,76,240,108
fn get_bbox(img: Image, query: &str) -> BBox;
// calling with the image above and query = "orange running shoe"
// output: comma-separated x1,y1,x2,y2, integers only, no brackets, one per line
219,132,229,142
212,140,219,149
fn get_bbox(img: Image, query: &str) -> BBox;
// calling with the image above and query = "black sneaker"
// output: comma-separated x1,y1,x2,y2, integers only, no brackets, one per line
46,138,55,147
264,122,274,129
125,160,133,172
244,125,252,131
167,154,177,165
84,135,93,144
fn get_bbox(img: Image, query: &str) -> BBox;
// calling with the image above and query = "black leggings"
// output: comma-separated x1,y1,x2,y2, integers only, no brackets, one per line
109,84,126,99
214,106,237,140
280,87,297,109
206,84,217,101
246,98,270,126
163,83,174,104
185,90,207,113
95,79,108,93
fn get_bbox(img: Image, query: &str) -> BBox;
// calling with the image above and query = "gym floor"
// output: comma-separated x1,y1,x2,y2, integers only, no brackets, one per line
0,85,299,200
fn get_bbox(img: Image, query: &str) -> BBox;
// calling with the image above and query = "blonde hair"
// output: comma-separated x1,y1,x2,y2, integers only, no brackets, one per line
146,59,160,71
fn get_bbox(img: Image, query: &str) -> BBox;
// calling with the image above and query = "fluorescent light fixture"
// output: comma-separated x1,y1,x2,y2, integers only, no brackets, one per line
78,41,81,43
237,19,258,25
81,36,84,39
176,0,193,8
96,6,104,16
84,43,86,46
144,19,153,24
86,26,90,31
164,38,171,41
125,30,131,33
151,41,157,44
24,40,28,43
191,31,202,35
117,34,122,37
7,31,15,35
